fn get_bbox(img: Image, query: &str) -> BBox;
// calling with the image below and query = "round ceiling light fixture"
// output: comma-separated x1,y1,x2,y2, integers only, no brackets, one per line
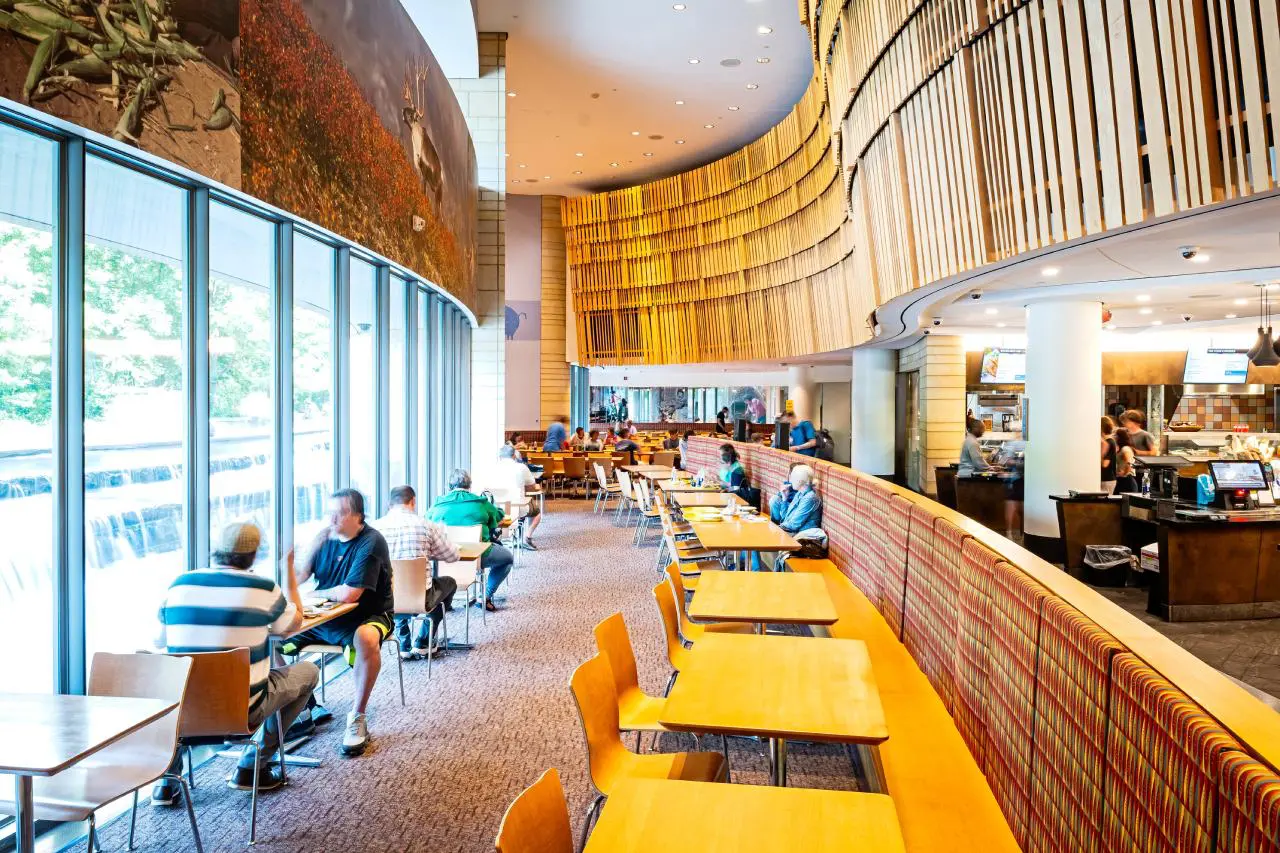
672,2,686,9
512,179,521,183
572,170,582,175
746,83,759,90
688,58,700,64
674,139,685,144
727,105,740,111
609,161,619,167
507,91,517,97
704,123,714,128
757,25,772,34
756,56,771,63
675,100,685,105
643,152,654,157
574,151,584,157
631,130,640,136
1042,265,1060,277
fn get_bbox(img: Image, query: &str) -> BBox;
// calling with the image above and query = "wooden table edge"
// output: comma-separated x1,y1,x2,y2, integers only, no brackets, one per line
0,696,179,777
684,612,840,625
655,718,890,744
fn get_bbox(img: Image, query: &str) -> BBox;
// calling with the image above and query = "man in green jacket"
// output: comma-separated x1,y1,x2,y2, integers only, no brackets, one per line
425,469,513,611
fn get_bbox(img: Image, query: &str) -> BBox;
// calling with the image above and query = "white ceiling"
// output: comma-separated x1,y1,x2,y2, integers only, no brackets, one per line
476,0,814,196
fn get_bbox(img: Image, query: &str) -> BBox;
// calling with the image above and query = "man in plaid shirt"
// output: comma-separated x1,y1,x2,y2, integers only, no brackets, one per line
373,485,459,659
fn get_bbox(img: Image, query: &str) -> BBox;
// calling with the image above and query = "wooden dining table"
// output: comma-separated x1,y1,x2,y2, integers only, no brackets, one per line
659,633,888,787
688,570,838,633
0,694,179,853
687,515,800,570
673,491,745,508
583,778,906,853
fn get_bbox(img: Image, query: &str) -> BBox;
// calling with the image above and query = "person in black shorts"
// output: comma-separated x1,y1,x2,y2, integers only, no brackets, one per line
290,488,392,756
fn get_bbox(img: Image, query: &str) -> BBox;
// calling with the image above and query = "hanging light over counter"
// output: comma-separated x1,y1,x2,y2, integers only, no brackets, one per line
1248,285,1280,366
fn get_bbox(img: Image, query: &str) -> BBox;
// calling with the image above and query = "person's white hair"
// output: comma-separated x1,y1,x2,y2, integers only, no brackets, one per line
789,464,815,488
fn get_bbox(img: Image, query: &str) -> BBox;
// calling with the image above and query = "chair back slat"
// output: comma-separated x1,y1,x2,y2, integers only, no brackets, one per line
167,648,252,739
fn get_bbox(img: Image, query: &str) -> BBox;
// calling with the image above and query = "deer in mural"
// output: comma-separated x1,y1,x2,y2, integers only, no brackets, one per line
403,58,443,206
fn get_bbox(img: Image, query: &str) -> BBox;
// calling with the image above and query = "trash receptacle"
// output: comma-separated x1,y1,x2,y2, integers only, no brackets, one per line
1082,544,1133,587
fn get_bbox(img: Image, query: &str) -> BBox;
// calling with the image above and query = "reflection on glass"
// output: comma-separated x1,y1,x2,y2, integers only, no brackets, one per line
349,257,377,504
416,292,430,502
294,235,334,547
83,156,187,665
0,124,57,692
388,276,408,493
210,202,275,574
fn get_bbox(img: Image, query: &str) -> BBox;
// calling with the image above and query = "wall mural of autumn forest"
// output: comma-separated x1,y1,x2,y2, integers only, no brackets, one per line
0,0,477,307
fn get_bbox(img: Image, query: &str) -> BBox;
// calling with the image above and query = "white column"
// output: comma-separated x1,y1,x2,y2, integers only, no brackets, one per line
787,365,817,422
851,348,896,475
1024,299,1102,539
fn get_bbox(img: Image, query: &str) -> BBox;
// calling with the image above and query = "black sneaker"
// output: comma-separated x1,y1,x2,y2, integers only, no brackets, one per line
151,779,182,807
413,637,443,657
228,765,285,792
284,711,315,741
523,540,538,551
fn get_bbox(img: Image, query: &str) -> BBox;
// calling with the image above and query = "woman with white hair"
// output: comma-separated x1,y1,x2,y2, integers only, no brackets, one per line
769,463,823,533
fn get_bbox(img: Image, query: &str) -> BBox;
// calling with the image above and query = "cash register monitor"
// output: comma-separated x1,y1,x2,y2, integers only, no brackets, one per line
1208,460,1269,491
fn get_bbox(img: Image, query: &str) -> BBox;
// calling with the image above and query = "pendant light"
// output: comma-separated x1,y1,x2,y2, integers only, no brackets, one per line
1249,285,1280,366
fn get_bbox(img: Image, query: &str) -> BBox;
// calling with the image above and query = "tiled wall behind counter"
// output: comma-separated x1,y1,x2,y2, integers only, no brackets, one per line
1171,395,1274,431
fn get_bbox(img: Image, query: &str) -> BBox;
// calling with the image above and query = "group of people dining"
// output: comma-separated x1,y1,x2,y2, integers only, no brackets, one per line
508,417,694,466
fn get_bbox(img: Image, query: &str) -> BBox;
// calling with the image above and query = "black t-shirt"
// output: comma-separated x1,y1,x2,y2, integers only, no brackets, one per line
311,525,393,620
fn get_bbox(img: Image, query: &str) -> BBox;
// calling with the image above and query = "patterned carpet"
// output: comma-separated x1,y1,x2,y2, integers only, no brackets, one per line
75,498,857,853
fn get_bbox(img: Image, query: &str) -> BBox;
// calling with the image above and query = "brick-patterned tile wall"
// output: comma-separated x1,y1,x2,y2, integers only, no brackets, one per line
1171,395,1273,431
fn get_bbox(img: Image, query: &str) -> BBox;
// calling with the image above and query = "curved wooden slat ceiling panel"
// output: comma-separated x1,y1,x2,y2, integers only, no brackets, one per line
565,0,1280,366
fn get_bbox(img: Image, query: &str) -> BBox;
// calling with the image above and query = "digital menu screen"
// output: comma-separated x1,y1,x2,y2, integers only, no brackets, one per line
1183,348,1250,384
1209,460,1269,490
979,347,1026,384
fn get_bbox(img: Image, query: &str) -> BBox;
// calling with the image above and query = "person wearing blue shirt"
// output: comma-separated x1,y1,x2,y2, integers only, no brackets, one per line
543,416,568,451
782,411,818,457
769,464,823,532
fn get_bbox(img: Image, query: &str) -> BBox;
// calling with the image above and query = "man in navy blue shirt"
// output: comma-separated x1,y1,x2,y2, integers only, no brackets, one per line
782,411,818,457
543,416,568,451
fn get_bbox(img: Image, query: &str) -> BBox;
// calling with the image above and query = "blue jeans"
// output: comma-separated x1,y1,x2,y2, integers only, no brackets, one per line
483,543,515,598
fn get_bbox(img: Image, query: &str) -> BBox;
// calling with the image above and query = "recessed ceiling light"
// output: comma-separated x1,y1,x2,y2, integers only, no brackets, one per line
1042,265,1060,276
543,175,551,180
507,91,517,97
704,123,714,128
757,25,772,34
631,130,640,136
675,100,685,105
504,153,509,157
984,308,998,316
574,152,584,158
674,139,685,144
672,2,686,9
1234,298,1249,305
756,56,771,64
609,161,619,167
1139,307,1153,315
643,152,654,157
996,323,1007,328
1151,320,1163,326
1191,253,1211,264
518,163,526,168
727,105,740,111
1135,294,1151,302
1226,313,1238,319
688,58,700,64
746,83,759,90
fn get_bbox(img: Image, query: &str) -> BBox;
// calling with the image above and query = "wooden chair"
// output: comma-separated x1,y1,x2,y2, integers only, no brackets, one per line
652,581,694,689
652,450,677,468
560,455,589,499
441,523,486,636
665,566,753,643
593,613,669,752
592,462,622,514
495,768,574,853
0,653,201,852
394,557,452,677
568,654,726,848
165,647,285,845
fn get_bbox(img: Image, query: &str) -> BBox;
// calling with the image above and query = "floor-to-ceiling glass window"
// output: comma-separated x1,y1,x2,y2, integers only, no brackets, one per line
293,234,334,545
388,274,409,493
0,124,57,692
348,257,377,502
83,155,187,661
416,290,432,501
209,202,275,573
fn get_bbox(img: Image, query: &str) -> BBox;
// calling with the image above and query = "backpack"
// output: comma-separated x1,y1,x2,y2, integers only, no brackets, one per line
814,428,835,461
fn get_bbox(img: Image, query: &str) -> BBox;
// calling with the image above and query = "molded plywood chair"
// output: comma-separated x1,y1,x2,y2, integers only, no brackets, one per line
441,523,486,636
652,581,694,690
652,451,677,468
568,654,726,848
494,768,573,853
394,557,450,677
0,653,200,852
593,613,669,751
560,455,589,499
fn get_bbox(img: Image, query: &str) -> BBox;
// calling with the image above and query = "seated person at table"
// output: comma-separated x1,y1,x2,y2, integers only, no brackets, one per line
288,488,393,756
678,429,694,469
372,485,459,660
614,433,640,453
494,444,542,548
568,426,588,450
543,416,569,452
718,443,746,490
603,429,619,447
663,429,681,450
154,521,319,800
427,469,515,610
584,429,604,451
624,419,638,437
958,418,993,478
769,464,823,533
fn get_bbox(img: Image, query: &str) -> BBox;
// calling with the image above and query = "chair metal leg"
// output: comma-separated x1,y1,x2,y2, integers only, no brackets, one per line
129,789,138,850
275,710,288,783
186,745,195,789
664,670,677,696
174,774,203,853
248,741,261,845
318,653,327,704
88,812,101,853
392,638,406,705
578,794,604,851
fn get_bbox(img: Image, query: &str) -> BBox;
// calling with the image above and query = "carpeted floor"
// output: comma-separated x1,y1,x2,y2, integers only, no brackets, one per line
76,498,856,853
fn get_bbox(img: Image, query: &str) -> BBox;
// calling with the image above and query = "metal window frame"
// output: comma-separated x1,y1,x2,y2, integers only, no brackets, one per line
187,188,211,571
334,247,351,491
375,264,391,513
274,221,294,570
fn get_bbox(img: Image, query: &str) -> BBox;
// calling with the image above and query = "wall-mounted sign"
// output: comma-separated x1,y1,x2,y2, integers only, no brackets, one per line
979,348,1026,384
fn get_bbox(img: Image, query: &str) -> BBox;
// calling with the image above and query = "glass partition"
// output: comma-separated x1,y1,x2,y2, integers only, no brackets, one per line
348,256,378,503
293,234,335,545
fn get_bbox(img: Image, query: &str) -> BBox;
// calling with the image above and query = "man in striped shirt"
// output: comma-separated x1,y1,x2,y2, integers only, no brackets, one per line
153,521,319,804
372,485,459,659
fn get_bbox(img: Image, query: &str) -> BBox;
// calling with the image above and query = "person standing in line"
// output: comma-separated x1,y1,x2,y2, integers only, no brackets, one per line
1118,409,1158,457
781,411,818,457
715,407,731,436
1113,429,1139,494
1100,416,1118,494
543,415,569,452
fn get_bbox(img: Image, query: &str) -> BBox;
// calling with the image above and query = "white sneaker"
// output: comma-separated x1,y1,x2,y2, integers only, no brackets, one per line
341,711,369,756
